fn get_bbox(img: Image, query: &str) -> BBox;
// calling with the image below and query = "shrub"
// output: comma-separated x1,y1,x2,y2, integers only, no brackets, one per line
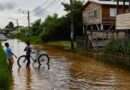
0,43,12,90
104,39,130,55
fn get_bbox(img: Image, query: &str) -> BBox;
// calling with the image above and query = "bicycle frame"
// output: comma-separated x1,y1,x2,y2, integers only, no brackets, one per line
30,49,40,62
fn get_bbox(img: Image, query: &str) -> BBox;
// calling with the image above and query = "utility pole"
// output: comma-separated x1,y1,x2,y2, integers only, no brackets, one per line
27,10,31,30
16,19,20,33
16,19,19,27
18,9,31,30
117,0,119,15
70,0,75,50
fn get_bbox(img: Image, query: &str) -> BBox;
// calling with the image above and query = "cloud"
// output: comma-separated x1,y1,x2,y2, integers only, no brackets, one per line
0,2,16,11
33,6,47,17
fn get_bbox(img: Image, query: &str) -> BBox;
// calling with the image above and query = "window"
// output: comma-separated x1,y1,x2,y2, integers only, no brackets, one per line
110,8,117,17
89,10,98,17
94,10,97,17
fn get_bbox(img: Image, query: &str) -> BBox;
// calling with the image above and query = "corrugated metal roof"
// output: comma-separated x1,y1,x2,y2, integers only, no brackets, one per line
84,0,129,5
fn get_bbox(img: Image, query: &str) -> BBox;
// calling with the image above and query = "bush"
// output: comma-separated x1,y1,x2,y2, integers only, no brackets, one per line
0,43,12,90
104,39,130,55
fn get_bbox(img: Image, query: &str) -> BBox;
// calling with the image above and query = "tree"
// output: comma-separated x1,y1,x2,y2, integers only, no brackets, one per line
62,0,83,38
4,21,15,33
5,21,14,30
40,14,70,41
31,19,42,35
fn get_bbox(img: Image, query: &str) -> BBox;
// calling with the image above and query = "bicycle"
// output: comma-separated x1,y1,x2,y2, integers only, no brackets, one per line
17,49,50,69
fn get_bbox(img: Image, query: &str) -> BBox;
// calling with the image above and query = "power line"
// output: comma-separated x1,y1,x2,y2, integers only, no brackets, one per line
37,0,50,8
17,0,65,26
31,0,60,16
42,0,60,10
32,0,62,16
32,0,51,12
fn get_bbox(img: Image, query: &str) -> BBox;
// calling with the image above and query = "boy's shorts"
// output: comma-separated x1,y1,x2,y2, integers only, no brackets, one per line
7,56,14,64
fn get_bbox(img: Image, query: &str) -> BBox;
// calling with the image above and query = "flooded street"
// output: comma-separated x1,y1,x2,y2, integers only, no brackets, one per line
2,39,130,90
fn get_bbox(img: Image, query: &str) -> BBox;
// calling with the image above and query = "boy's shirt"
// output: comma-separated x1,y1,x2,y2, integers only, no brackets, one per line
24,46,32,56
5,47,13,59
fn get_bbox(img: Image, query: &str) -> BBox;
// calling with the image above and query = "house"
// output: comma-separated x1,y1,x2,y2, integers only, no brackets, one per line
83,0,129,31
81,0,130,48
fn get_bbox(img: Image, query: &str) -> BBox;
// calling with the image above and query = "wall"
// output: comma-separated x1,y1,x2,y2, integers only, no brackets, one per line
116,13,130,30
83,3,102,25
102,5,128,25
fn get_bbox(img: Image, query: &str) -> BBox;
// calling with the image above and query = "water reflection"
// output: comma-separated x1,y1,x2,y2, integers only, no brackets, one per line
26,68,32,90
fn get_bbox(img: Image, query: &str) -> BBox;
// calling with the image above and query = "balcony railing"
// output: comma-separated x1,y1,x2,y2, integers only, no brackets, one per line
102,17,115,24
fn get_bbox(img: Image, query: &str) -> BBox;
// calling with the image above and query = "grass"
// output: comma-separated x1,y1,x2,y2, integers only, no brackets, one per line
26,36,42,44
0,43,12,90
16,32,72,49
15,32,74,49
46,41,71,49
15,33,42,44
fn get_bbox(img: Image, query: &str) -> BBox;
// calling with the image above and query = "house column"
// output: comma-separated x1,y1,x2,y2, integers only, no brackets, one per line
117,0,119,14
90,25,93,31
106,31,109,40
116,30,119,40
83,25,86,35
129,0,130,12
96,24,100,31
123,0,126,13
100,24,104,31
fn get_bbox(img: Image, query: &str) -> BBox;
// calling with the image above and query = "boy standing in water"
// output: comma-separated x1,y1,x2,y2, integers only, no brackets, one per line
24,41,32,68
5,42,17,71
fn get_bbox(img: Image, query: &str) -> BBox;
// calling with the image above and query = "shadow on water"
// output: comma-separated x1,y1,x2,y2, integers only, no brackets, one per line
17,67,32,90
26,68,32,90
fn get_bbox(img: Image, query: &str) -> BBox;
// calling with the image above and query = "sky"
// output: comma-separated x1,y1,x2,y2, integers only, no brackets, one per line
0,0,71,28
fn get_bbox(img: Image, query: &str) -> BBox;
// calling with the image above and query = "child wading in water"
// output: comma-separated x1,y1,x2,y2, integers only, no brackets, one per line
4,42,17,71
24,41,32,68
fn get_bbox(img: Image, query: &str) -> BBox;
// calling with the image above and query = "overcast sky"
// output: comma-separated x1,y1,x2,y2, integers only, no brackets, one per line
0,0,72,28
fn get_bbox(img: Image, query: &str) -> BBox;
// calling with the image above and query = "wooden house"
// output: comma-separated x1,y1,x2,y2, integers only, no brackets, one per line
78,0,130,48
83,0,129,31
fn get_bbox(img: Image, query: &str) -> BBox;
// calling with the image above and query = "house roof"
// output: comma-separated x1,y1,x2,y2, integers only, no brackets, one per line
82,0,129,10
83,0,129,7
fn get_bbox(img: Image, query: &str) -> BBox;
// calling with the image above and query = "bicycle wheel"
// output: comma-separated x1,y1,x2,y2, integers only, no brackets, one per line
17,55,27,68
38,54,50,69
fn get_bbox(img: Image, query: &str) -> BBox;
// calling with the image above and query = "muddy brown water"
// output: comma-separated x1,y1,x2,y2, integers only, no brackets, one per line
2,39,130,90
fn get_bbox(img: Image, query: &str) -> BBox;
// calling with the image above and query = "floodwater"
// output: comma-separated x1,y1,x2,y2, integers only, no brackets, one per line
2,39,130,90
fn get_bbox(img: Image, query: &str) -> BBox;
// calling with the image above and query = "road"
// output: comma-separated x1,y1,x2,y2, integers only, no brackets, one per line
0,33,7,41
2,39,130,90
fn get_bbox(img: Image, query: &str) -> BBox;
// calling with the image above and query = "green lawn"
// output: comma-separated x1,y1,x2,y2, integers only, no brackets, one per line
0,44,12,90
